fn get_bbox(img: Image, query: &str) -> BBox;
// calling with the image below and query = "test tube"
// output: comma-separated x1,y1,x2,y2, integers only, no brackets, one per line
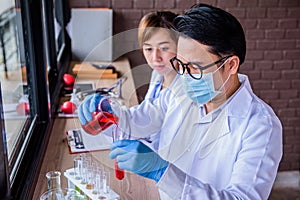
85,155,92,167
114,161,125,180
102,170,110,194
73,156,82,180
93,166,103,195
112,126,126,180
80,160,88,184
86,166,95,190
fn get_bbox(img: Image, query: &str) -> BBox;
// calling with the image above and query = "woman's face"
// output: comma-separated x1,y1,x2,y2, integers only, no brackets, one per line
142,29,177,77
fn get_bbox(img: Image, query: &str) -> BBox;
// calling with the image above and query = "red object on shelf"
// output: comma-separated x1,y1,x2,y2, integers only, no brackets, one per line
16,102,30,115
114,161,125,180
63,74,75,86
61,101,77,114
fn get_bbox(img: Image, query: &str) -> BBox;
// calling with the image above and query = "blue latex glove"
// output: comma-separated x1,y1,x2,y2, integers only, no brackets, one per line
77,93,113,125
109,140,168,183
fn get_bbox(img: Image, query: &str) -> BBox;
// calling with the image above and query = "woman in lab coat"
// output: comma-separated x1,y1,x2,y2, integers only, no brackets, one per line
108,4,283,200
134,11,179,150
78,11,180,148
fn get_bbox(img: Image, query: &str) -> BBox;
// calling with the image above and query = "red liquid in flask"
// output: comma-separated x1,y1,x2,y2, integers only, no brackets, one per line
82,111,118,135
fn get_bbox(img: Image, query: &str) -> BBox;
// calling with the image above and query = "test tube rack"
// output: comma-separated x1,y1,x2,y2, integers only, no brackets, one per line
64,168,120,200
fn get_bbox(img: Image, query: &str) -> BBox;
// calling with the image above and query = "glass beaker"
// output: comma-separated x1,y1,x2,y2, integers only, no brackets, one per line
82,96,119,135
40,188,65,200
40,188,84,200
46,171,61,190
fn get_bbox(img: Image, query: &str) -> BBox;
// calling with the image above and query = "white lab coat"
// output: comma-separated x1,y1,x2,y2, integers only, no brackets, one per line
113,74,282,200
141,70,164,150
144,70,164,100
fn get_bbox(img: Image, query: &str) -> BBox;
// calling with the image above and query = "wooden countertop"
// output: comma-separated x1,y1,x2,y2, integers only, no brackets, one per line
33,57,160,199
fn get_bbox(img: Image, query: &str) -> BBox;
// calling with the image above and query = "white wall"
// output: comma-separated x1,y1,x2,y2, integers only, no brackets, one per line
0,0,14,15
70,8,113,61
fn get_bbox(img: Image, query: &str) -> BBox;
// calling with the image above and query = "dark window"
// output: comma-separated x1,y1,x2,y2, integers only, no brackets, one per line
0,0,70,198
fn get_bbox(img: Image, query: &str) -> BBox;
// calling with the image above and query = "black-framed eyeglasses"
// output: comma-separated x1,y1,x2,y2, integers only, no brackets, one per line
170,55,233,80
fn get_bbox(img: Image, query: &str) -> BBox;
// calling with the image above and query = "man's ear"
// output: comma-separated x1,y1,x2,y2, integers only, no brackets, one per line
227,55,239,74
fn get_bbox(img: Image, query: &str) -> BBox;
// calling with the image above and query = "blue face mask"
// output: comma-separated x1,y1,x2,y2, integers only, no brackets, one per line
180,62,230,104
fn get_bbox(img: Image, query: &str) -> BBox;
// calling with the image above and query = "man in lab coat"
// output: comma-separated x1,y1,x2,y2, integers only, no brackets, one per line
79,4,282,200
109,4,282,200
155,4,283,199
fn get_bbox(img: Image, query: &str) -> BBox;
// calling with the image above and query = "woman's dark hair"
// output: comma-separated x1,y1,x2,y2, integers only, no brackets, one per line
174,4,246,65
138,11,178,48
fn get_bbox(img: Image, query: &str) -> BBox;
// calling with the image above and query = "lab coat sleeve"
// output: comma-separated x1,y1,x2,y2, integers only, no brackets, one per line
111,88,172,138
157,107,283,200
157,164,186,200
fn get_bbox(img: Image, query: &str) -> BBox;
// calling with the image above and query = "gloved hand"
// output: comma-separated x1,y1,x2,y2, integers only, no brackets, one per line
78,93,113,125
109,140,168,183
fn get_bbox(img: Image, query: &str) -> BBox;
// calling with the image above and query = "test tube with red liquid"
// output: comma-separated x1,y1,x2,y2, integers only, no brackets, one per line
112,125,128,180
114,154,125,180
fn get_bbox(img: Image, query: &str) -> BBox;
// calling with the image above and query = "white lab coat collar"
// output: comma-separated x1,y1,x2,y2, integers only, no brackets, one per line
198,74,254,119
224,74,253,118
184,74,253,124
144,70,164,100
145,71,181,100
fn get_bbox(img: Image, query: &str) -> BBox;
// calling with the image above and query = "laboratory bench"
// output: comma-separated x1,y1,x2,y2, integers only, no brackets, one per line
32,57,160,200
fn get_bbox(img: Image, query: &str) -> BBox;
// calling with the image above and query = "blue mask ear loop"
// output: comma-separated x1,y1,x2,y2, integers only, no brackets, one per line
211,58,231,92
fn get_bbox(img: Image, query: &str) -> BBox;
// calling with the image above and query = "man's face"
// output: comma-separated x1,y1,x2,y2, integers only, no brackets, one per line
176,36,225,90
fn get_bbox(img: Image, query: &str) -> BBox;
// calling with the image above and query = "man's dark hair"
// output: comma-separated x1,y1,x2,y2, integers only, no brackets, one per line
174,4,246,65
